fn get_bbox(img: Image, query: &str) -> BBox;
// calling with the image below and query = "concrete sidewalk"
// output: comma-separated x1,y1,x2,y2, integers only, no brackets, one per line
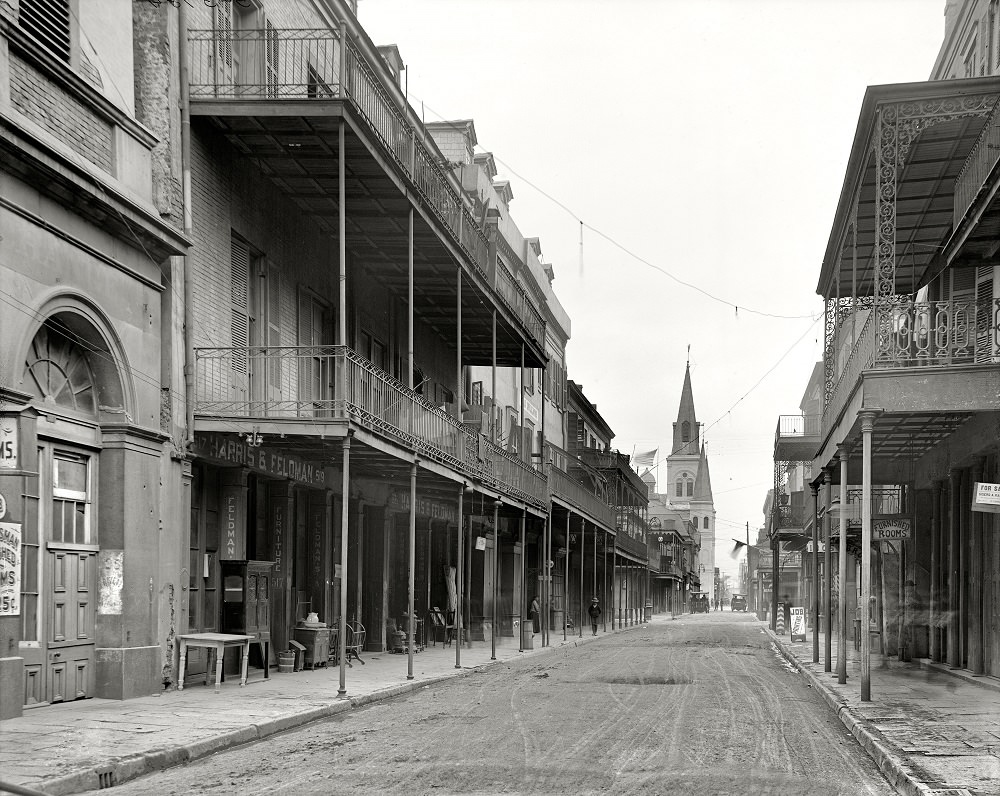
768,626,1000,796
0,627,610,796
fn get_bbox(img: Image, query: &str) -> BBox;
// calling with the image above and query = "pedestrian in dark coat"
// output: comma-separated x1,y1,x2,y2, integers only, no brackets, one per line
588,597,602,636
530,596,540,634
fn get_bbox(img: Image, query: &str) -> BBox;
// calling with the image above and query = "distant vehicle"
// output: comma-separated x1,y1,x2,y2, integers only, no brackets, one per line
731,594,747,612
690,592,710,613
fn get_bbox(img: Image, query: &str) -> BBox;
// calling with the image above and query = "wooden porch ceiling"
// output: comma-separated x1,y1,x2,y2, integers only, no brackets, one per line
192,105,544,368
837,411,973,466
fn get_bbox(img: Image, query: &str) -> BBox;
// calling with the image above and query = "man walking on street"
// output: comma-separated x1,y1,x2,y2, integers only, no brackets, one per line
588,597,602,636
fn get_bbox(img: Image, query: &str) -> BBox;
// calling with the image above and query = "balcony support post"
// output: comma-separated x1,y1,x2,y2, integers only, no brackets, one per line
860,411,875,701
948,468,960,668
811,478,821,664
407,208,414,390
455,484,465,669
491,500,500,661
592,522,597,627
543,511,551,647
456,266,463,423
518,510,525,652
823,465,835,673
519,344,525,462
837,444,849,684
579,518,585,639
970,457,985,675
491,311,497,443
406,461,417,680
337,431,352,697
929,479,942,662
771,533,779,633
564,513,570,642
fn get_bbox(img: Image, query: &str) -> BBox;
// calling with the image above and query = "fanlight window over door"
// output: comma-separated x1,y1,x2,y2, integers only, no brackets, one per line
25,322,97,414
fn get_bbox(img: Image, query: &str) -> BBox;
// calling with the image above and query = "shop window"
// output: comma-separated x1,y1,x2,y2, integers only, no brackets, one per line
51,452,91,545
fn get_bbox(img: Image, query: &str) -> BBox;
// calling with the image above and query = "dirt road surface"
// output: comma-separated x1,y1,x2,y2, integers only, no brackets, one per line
87,613,896,795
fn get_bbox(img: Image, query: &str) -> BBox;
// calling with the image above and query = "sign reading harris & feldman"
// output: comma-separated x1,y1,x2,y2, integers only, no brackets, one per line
193,433,328,487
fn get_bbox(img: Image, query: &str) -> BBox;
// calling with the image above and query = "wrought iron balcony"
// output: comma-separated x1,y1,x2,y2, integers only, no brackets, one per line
186,28,545,352
614,531,648,562
824,297,1000,426
546,465,616,529
193,345,547,506
954,98,1000,229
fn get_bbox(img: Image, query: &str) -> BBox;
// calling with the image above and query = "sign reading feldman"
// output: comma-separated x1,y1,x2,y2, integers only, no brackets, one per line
0,522,22,616
872,518,912,541
972,482,1000,514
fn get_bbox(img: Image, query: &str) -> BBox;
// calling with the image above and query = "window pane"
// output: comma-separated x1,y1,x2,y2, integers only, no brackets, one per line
54,457,87,493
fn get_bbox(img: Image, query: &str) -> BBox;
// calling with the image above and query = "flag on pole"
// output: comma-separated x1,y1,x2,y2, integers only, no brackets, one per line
633,448,657,469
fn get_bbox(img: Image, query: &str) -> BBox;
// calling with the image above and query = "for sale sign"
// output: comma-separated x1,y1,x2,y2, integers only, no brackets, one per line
0,522,21,616
789,606,806,642
972,483,1000,514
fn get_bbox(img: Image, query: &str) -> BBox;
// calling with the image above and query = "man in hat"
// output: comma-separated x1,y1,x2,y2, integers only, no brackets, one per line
588,597,602,636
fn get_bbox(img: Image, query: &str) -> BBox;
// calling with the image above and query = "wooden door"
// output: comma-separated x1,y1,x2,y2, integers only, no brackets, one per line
46,549,96,702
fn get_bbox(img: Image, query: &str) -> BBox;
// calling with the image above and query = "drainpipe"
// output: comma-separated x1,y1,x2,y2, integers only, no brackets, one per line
178,2,194,446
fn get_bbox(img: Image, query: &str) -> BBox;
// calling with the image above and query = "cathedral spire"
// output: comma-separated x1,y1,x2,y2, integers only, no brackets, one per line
672,361,700,456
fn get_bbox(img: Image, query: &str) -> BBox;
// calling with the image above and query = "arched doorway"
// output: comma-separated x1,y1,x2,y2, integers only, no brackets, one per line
20,314,125,706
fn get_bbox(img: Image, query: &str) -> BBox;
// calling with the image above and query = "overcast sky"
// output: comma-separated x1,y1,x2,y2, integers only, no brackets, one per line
358,0,946,578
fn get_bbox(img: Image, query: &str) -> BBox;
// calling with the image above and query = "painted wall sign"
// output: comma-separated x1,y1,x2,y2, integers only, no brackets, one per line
388,489,457,523
0,421,17,470
973,482,1000,514
98,550,124,615
219,485,247,560
0,522,21,615
872,518,912,541
193,433,327,487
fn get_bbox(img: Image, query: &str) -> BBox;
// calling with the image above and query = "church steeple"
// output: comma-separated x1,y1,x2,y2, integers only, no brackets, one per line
692,445,713,500
671,362,700,456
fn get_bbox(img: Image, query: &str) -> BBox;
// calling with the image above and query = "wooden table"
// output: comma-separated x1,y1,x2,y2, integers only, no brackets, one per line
177,633,254,693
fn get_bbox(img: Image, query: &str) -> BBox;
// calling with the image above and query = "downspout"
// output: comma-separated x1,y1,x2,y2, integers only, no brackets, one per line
178,2,194,446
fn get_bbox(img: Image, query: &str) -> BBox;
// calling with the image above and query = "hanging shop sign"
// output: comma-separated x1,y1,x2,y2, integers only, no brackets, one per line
220,485,247,560
0,522,21,616
193,433,327,487
0,420,17,470
475,536,487,551
972,482,1000,514
872,517,911,541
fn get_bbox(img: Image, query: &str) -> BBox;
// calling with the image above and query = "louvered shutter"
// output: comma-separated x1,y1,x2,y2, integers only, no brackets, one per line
266,264,283,399
974,266,996,363
230,240,250,406
19,0,70,63
214,2,234,95
265,21,279,98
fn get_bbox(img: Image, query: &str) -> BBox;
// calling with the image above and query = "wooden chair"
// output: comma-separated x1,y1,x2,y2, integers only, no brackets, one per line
345,621,366,667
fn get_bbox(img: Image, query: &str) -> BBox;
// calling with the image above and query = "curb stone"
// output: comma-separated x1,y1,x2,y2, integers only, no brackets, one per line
766,630,929,796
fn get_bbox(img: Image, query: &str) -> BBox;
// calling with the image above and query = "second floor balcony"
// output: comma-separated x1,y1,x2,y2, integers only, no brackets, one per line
546,462,616,530
193,345,547,507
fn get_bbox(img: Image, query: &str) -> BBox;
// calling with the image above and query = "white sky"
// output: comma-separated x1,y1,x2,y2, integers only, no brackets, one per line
358,0,947,579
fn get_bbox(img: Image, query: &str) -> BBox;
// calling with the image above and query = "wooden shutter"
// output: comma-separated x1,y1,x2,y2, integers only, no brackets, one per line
214,2,234,94
975,265,996,363
265,21,279,98
266,263,283,397
19,0,70,63
230,239,250,375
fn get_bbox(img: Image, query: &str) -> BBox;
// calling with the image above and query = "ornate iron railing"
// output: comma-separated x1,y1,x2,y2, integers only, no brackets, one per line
614,531,648,562
193,345,548,505
187,28,341,100
954,99,1000,229
775,414,821,437
187,29,545,351
546,465,616,529
823,308,875,427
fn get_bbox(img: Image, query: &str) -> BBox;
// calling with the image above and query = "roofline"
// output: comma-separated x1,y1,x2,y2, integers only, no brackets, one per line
816,76,1000,297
